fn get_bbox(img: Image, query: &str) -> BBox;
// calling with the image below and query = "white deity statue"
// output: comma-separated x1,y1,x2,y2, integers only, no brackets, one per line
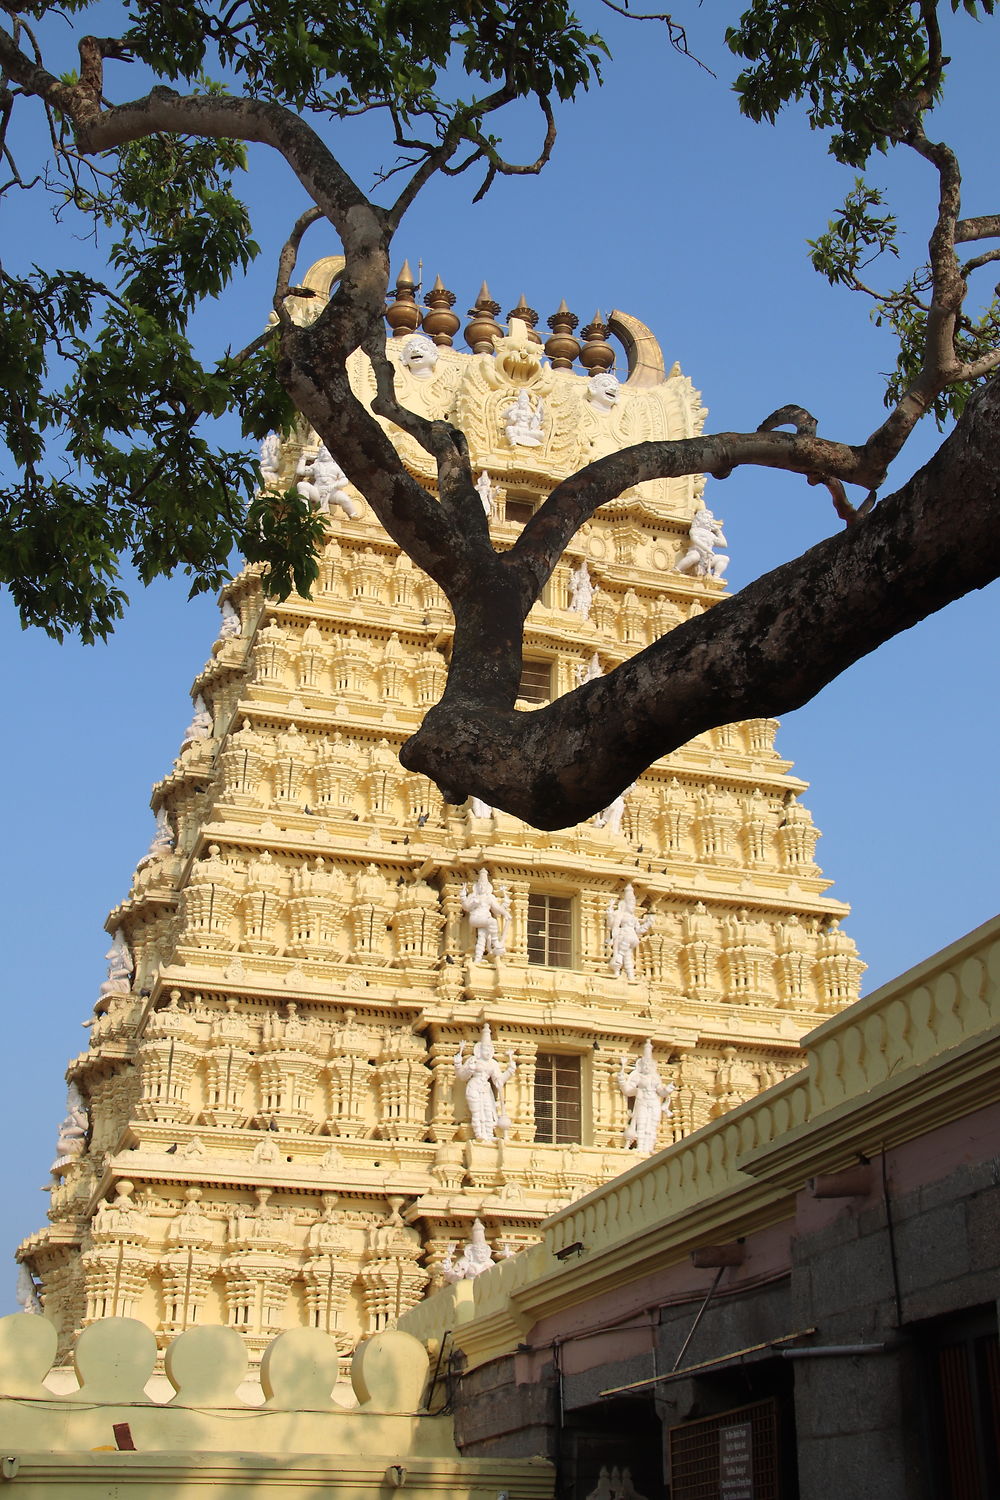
181,693,213,747
606,884,653,981
593,785,631,836
475,469,499,520
219,599,242,640
469,796,493,819
441,1219,496,1282
460,868,511,961
137,806,174,869
567,559,595,619
617,1041,675,1152
677,506,729,579
586,370,620,412
259,431,282,488
454,1023,516,1142
576,651,603,686
15,1264,41,1315
50,1082,88,1175
399,333,439,379
296,444,361,519
502,388,544,447
100,929,134,996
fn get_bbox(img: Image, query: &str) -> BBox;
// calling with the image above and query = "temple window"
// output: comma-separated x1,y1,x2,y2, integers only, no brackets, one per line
534,1052,582,1143
526,892,573,967
518,657,553,704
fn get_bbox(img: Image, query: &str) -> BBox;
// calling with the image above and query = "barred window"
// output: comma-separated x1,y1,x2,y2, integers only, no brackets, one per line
518,658,553,704
534,1053,582,1144
526,892,573,967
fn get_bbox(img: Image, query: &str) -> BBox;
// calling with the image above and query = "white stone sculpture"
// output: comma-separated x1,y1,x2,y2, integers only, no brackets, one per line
296,445,361,520
568,559,595,619
475,469,499,520
15,1264,41,1314
399,333,439,380
100,929,134,996
137,807,174,869
576,651,603,686
460,868,511,961
259,432,282,488
593,786,630,836
454,1023,516,1142
50,1082,88,1175
617,1041,675,1152
586,371,620,412
441,1219,496,1282
676,506,729,579
219,599,242,640
469,796,493,819
181,693,213,747
502,388,544,447
606,884,653,981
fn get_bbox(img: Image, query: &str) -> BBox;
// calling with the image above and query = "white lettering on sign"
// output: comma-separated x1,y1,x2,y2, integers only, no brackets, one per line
719,1421,753,1500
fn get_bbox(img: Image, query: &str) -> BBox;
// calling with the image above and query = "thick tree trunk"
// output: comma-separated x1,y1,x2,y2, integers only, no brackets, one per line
400,375,1000,828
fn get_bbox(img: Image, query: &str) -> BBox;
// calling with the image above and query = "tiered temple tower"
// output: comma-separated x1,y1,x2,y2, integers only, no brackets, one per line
19,260,864,1369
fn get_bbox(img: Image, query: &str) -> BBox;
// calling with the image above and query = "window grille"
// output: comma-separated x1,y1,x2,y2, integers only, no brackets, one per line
534,1052,582,1144
527,892,573,966
518,658,553,704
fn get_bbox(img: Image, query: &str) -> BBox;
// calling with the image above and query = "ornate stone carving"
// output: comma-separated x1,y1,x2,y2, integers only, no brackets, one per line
296,445,360,519
460,868,511,962
677,506,729,579
617,1042,674,1152
440,1219,495,1282
454,1024,515,1142
606,884,653,981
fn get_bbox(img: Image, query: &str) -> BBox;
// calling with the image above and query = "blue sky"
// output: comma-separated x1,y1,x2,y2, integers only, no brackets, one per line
1,3,997,1295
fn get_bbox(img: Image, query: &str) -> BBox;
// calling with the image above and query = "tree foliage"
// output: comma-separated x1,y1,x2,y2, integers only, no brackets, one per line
0,0,998,823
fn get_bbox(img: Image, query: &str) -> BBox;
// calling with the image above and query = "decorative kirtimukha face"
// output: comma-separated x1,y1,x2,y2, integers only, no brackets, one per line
400,335,438,378
587,372,620,411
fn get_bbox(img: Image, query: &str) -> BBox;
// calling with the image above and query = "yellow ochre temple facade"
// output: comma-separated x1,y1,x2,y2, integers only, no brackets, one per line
17,259,864,1369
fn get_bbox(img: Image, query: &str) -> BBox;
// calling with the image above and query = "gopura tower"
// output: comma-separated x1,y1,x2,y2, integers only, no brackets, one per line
20,259,864,1365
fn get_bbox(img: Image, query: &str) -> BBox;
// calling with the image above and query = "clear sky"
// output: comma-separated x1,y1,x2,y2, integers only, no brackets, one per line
1,3,997,1300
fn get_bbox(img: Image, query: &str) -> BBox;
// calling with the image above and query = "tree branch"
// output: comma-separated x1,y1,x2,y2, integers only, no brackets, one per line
403,374,1000,824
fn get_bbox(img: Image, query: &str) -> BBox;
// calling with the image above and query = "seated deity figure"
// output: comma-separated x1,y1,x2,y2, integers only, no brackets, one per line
586,370,620,412
399,333,439,380
218,599,242,640
50,1082,88,1175
100,929,134,996
454,1024,516,1142
181,693,213,748
676,506,729,579
296,444,361,519
567,558,595,619
136,806,174,870
460,867,511,961
502,388,544,447
606,883,653,982
617,1041,675,1152
441,1219,496,1282
259,431,282,488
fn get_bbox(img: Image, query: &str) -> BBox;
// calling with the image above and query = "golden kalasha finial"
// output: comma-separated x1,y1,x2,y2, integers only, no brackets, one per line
545,299,582,371
464,281,503,354
580,309,615,373
385,260,421,338
422,274,460,346
505,293,542,345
